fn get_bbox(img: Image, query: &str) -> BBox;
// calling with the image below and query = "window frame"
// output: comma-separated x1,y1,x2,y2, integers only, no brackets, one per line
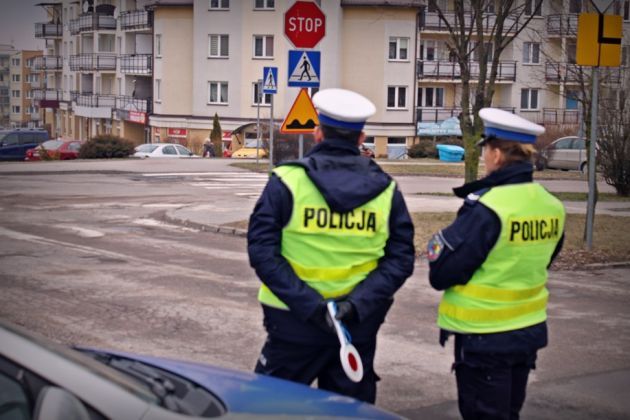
209,0,230,10
254,0,274,10
417,86,444,108
520,88,539,110
252,82,271,106
388,37,409,61
208,34,229,58
155,34,162,58
253,35,274,59
387,86,407,110
522,42,541,64
155,79,161,102
208,81,228,105
524,0,542,16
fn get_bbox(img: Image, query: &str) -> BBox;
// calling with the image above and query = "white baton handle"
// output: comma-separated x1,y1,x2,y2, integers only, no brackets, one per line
327,301,364,383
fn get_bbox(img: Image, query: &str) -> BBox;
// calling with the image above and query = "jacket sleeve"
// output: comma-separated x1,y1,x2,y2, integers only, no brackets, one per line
347,186,416,321
247,174,323,322
428,201,501,291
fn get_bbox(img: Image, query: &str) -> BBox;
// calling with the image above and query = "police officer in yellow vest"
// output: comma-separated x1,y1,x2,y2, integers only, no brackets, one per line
248,88,415,403
427,108,565,419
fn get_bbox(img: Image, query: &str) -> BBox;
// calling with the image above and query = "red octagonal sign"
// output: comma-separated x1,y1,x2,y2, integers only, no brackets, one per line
284,1,326,49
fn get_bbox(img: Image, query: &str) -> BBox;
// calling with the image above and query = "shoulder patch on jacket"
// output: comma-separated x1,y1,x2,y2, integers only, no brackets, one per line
464,187,490,206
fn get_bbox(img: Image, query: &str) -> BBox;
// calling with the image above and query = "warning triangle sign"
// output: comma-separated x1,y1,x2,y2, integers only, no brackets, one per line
280,89,320,134
264,70,276,91
289,52,320,84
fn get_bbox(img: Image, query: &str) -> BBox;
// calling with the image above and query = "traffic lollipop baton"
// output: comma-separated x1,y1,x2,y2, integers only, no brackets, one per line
327,301,364,383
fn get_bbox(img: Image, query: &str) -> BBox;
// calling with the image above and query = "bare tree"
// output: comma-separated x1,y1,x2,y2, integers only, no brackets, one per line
429,0,544,181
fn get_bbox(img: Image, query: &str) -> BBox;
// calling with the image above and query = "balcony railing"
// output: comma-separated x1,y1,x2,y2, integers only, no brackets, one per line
35,22,62,38
119,54,152,75
420,12,519,33
546,14,578,37
69,54,117,71
417,60,517,81
30,109,41,120
69,14,117,34
416,106,515,123
543,108,579,125
119,10,153,30
33,89,62,101
33,56,62,71
115,96,151,113
30,79,42,89
75,93,116,108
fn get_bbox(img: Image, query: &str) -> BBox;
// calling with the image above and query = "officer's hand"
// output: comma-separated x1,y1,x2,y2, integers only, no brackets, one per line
309,302,335,334
334,300,356,323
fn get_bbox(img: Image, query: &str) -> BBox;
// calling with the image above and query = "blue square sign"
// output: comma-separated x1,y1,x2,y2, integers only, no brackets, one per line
263,67,278,94
288,51,320,88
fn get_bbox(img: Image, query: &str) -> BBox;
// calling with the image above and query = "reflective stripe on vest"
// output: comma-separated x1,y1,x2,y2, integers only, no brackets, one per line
437,183,565,334
258,165,395,310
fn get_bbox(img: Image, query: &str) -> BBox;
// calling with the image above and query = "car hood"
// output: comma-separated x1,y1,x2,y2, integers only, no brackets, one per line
81,348,399,419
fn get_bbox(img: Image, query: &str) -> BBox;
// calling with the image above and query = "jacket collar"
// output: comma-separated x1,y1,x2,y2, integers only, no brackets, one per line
453,162,534,198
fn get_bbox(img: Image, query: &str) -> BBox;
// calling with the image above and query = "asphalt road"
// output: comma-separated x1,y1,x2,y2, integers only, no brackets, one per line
0,159,628,419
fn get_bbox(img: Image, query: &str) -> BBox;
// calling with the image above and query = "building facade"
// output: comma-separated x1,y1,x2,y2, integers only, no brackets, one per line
8,50,43,129
0,44,18,128
34,0,629,156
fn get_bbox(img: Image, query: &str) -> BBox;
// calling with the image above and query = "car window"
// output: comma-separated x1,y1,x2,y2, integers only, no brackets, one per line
19,134,36,145
136,144,158,153
175,145,191,156
0,372,30,419
162,145,177,155
67,142,81,152
41,140,64,150
2,134,19,146
572,139,585,149
553,138,573,149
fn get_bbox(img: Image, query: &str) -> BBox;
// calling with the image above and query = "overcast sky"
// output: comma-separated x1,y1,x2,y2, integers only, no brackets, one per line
0,0,48,51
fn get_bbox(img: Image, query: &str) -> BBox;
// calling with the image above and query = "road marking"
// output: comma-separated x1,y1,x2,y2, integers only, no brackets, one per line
64,226,105,238
142,172,267,177
132,218,199,232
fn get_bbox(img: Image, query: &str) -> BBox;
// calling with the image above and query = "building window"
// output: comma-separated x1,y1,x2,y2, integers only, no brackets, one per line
11,90,20,98
155,34,162,57
208,34,229,57
569,0,582,13
387,86,407,109
252,82,271,105
253,35,273,58
11,106,20,114
12,75,20,82
98,34,115,52
388,37,409,61
417,87,444,107
565,89,579,110
209,0,229,9
471,41,493,62
567,42,577,64
254,0,274,9
421,40,438,61
208,81,228,104
427,0,446,13
155,79,161,102
525,0,542,16
622,45,629,67
521,88,539,110
523,42,540,64
485,1,496,13
624,0,630,21
11,58,20,66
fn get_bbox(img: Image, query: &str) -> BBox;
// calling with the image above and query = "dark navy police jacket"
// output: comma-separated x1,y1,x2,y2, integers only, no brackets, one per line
429,162,564,354
248,138,416,345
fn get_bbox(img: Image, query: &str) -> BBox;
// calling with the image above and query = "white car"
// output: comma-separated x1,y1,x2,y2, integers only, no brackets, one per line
133,143,198,159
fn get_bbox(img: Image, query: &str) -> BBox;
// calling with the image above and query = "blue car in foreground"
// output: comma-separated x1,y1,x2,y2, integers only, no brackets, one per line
0,321,400,419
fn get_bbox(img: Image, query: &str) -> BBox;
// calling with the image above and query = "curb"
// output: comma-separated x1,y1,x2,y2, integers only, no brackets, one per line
161,211,248,238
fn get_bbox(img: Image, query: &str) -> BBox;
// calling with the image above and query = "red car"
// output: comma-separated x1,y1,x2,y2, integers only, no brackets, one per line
25,140,82,161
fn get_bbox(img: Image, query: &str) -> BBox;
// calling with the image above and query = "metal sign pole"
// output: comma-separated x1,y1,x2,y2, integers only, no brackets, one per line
269,96,274,174
256,79,261,166
299,134,303,159
585,66,599,250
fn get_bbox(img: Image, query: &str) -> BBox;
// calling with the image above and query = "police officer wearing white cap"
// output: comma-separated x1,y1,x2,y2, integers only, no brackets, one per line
426,108,566,419
248,88,415,402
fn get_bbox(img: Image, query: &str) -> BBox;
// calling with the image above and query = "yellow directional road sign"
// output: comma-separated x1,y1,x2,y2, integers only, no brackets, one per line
280,88,320,134
576,12,622,67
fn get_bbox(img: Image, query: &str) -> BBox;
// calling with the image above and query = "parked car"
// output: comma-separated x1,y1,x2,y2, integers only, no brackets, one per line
25,140,82,161
536,136,588,172
0,128,49,161
133,143,198,159
0,321,399,419
231,139,268,159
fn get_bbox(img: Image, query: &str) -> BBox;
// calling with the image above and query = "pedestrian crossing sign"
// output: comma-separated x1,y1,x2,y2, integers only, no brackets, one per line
288,50,320,88
263,67,278,94
280,88,320,134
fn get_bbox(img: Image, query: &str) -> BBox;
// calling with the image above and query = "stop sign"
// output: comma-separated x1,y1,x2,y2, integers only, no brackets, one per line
284,1,326,49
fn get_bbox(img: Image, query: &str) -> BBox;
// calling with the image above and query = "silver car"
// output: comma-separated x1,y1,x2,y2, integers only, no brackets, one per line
537,136,588,173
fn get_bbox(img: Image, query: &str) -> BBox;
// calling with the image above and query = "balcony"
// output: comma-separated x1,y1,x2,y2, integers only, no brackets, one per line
416,106,515,123
35,22,62,38
119,54,152,75
116,96,151,113
75,94,116,108
543,108,579,125
33,56,62,71
120,9,153,30
547,14,578,37
69,54,117,72
420,11,519,33
30,109,41,120
69,14,116,35
417,60,516,81
33,89,62,101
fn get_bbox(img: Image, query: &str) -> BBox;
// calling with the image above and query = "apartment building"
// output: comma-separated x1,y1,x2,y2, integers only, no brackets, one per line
34,0,629,156
8,50,43,129
0,44,17,128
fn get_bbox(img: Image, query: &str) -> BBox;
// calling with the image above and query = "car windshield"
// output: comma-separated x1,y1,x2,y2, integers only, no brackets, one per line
0,132,9,142
41,140,64,150
136,144,159,153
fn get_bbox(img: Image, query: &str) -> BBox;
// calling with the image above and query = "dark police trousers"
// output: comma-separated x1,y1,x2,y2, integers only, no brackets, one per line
454,335,537,420
254,335,379,403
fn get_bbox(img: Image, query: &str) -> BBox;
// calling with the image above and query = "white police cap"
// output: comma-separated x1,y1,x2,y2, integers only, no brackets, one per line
478,108,545,145
312,88,376,131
